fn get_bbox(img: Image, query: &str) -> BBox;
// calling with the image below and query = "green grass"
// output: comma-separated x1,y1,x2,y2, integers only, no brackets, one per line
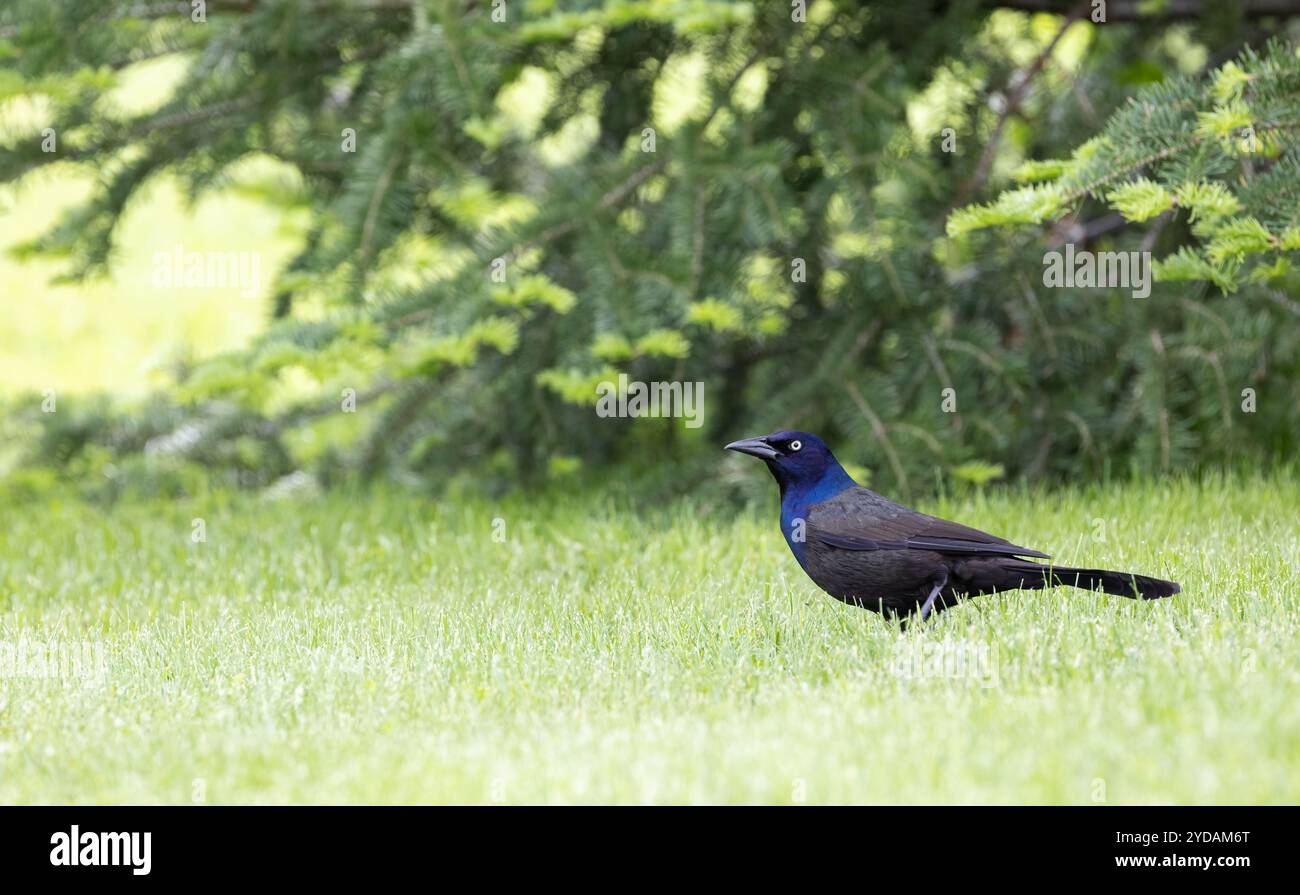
0,473,1296,804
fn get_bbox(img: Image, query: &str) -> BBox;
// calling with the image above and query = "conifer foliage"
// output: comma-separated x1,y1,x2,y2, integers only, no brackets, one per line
1,1,1297,499
949,41,1300,293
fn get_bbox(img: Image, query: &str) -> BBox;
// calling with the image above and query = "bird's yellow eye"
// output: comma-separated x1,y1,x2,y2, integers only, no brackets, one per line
790,440,802,452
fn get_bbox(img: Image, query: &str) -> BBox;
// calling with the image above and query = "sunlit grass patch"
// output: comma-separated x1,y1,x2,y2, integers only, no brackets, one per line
0,473,1295,804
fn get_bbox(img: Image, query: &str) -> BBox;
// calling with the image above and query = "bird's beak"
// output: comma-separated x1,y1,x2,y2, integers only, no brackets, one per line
725,436,780,461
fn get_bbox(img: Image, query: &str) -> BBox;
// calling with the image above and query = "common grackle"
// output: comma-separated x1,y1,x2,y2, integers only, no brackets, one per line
727,430,1180,623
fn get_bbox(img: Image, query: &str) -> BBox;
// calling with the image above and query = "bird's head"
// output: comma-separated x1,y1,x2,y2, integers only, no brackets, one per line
725,430,854,496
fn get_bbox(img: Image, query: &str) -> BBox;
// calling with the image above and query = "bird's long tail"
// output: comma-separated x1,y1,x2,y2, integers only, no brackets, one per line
1001,560,1180,600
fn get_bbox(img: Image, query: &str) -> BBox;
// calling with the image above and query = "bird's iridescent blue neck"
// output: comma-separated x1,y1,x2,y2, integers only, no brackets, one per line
775,463,856,567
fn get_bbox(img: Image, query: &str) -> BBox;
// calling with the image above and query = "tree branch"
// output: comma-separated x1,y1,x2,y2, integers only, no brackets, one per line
950,2,1088,212
992,0,1300,19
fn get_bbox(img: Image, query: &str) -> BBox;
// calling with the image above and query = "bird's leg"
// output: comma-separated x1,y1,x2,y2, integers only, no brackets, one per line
918,571,950,623
918,584,943,621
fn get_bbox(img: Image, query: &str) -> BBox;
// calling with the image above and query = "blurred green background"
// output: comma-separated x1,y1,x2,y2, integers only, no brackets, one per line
1,1,1297,501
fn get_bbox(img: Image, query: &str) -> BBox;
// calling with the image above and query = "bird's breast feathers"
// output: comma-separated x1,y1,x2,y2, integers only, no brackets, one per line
778,476,858,568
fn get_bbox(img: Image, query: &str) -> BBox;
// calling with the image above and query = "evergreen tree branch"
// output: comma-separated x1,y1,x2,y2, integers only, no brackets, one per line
951,2,1088,211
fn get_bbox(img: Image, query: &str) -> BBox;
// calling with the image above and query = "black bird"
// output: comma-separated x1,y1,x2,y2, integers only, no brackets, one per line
726,430,1179,623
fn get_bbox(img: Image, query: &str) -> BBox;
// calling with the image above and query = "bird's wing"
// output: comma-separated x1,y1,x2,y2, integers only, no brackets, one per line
805,487,1050,559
